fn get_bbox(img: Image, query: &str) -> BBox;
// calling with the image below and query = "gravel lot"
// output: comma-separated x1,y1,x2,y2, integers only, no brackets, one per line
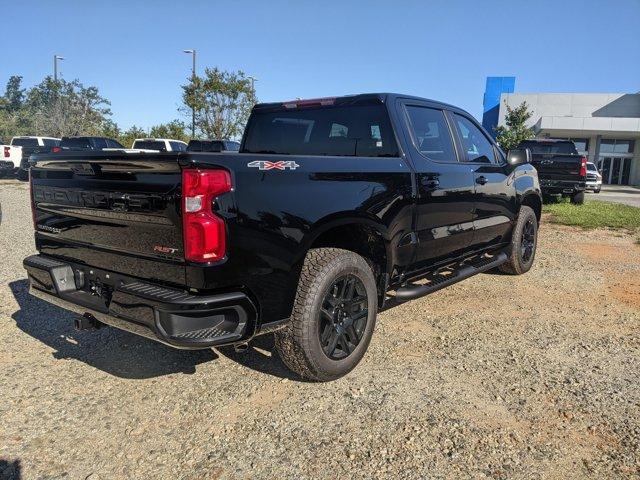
1,178,639,479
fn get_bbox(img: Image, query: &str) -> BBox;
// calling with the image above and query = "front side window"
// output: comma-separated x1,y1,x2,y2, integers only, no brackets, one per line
242,103,399,157
405,106,457,163
453,114,496,163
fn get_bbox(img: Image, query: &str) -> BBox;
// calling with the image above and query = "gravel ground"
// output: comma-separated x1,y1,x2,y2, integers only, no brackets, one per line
1,178,639,479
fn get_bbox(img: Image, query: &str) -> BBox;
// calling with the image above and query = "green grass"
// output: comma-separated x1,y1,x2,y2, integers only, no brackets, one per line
542,200,640,232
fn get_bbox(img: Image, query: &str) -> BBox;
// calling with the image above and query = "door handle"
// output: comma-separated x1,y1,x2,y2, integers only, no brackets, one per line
475,176,487,185
422,178,440,190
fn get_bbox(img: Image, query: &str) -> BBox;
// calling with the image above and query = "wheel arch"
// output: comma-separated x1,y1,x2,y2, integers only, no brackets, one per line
302,214,391,304
520,192,542,222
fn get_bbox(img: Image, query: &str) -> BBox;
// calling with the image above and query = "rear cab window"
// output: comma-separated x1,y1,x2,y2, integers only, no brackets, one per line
242,99,399,157
61,138,91,149
11,138,39,147
133,140,167,151
519,141,578,155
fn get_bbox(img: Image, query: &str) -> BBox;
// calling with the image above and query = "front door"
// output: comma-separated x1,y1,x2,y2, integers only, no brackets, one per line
449,112,514,249
398,101,475,270
599,156,632,185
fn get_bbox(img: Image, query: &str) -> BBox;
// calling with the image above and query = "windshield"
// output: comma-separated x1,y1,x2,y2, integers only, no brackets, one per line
587,163,597,171
133,140,167,151
11,138,39,147
242,104,399,157
519,141,578,155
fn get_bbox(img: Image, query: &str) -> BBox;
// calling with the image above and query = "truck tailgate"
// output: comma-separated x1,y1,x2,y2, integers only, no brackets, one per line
30,153,186,286
531,154,583,181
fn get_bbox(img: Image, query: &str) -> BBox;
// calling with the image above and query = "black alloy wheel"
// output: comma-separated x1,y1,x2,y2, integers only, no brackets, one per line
319,275,368,360
521,218,536,263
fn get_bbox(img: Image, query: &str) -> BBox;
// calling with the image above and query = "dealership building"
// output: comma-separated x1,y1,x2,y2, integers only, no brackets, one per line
482,77,640,186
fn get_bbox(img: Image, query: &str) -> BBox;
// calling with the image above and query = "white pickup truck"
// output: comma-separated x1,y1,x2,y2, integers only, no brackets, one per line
0,136,60,178
131,138,188,152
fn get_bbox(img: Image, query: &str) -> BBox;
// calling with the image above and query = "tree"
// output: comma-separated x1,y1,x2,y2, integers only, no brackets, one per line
24,76,113,137
119,125,147,148
182,68,256,140
494,101,535,151
149,120,189,143
3,76,25,112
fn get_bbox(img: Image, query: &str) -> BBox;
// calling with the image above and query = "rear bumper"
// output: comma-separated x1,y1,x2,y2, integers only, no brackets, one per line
24,254,258,349
540,179,586,194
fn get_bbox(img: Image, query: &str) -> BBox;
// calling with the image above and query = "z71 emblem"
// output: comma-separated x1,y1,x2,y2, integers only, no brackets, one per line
247,160,300,171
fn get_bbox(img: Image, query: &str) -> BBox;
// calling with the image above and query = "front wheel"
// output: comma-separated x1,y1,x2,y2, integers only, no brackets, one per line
499,206,538,275
275,248,378,382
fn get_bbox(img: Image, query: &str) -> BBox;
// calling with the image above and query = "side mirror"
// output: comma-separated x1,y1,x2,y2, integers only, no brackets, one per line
506,148,531,166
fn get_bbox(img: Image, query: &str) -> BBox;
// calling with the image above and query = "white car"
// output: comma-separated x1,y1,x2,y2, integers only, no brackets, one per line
586,162,602,193
131,138,188,152
1,136,60,178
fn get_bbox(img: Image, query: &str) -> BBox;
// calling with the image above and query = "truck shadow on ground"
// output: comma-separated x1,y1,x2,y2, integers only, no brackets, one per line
0,458,21,480
8,279,298,381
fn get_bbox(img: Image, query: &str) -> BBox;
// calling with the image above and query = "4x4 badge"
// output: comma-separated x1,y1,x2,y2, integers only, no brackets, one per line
248,160,300,171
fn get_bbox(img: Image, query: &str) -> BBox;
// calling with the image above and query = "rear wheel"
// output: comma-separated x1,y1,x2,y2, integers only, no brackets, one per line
571,191,585,204
499,206,538,275
275,248,377,382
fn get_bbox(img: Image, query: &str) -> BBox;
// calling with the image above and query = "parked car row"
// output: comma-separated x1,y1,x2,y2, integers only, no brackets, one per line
1,135,240,180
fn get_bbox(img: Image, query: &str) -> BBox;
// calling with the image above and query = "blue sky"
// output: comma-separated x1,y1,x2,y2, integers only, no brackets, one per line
2,0,638,130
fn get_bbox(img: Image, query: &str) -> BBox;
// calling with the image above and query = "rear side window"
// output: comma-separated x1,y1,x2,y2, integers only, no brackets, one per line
11,138,38,147
519,140,578,155
405,106,457,163
242,104,399,157
42,138,60,147
453,114,496,163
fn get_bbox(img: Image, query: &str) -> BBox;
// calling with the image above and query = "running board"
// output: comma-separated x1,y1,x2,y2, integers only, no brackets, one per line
393,252,508,302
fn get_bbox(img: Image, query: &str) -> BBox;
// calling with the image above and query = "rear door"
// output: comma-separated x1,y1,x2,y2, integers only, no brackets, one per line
31,153,186,286
398,100,475,269
449,112,514,249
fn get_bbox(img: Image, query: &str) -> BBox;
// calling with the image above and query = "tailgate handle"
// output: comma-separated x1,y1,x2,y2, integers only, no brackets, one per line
540,159,554,165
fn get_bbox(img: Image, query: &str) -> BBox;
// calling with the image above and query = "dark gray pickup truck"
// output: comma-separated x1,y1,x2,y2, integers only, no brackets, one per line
518,139,587,204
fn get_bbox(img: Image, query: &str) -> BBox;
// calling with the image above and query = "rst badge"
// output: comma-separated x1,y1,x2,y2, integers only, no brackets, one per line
247,160,300,171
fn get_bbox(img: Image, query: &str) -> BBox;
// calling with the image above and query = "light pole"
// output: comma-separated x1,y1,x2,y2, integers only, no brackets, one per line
53,55,64,82
183,49,196,138
248,76,258,95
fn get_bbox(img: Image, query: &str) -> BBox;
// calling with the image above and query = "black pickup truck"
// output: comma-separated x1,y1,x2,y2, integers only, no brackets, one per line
518,139,587,204
24,93,541,381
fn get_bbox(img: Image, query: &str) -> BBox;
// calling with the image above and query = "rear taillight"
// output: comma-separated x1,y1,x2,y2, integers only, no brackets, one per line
182,169,232,263
579,156,587,177
3,146,9,158
52,146,61,153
